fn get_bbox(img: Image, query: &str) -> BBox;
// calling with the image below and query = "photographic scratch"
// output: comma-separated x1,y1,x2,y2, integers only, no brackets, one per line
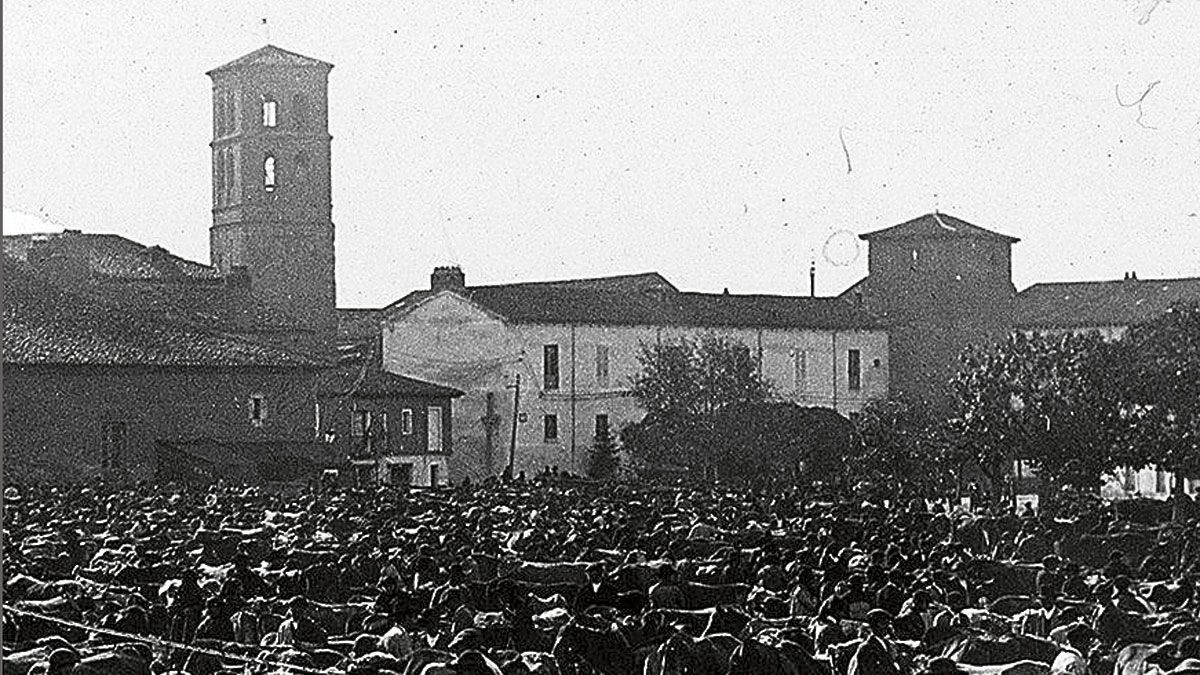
1116,80,1161,130
838,127,852,173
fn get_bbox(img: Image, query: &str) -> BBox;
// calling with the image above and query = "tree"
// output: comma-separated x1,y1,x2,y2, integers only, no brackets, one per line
587,419,620,480
707,402,856,488
952,331,1122,497
624,334,772,474
1100,301,1200,489
850,396,952,497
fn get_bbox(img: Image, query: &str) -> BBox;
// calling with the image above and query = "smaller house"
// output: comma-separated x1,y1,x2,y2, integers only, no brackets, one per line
315,341,463,487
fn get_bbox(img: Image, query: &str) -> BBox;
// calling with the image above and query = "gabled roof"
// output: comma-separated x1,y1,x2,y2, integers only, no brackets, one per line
383,271,883,330
207,45,333,76
860,212,1020,244
3,256,320,368
1015,276,1200,329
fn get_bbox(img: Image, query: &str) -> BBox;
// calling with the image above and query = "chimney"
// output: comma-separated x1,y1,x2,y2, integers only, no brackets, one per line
1130,271,1138,281
431,265,466,293
809,261,817,298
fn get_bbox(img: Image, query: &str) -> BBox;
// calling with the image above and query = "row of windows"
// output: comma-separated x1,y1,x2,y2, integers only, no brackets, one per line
540,343,867,393
541,412,612,443
342,406,444,454
216,91,309,135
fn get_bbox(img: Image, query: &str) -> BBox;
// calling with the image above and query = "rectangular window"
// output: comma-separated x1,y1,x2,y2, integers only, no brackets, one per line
1156,470,1168,493
848,349,862,391
595,345,610,387
429,464,440,487
351,409,371,437
101,421,126,471
595,414,609,439
544,414,559,442
793,350,807,392
262,99,277,127
379,411,389,452
427,407,443,453
401,409,414,435
249,394,267,427
543,344,560,391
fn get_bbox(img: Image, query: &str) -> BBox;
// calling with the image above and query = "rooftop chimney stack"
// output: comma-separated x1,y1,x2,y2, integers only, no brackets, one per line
809,261,816,298
431,265,466,293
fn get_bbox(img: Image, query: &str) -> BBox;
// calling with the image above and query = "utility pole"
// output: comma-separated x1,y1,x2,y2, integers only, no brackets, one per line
506,374,521,479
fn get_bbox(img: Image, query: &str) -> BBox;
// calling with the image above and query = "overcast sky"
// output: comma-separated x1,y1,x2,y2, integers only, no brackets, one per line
4,1,1198,308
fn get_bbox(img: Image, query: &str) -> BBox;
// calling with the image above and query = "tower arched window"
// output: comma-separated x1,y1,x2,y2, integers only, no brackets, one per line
264,154,276,192
262,95,278,127
292,93,306,129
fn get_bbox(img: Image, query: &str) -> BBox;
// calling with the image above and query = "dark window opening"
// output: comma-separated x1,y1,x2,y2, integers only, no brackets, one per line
544,414,559,442
543,344,560,390
848,349,862,391
249,394,267,427
595,414,609,439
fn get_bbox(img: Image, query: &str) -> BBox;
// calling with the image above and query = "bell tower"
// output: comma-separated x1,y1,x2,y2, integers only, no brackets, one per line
207,45,336,347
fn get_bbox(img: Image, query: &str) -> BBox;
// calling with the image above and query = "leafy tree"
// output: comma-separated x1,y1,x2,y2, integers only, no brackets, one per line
952,331,1122,496
1100,301,1200,488
624,334,772,474
587,419,620,480
707,402,856,488
629,335,771,418
850,396,952,497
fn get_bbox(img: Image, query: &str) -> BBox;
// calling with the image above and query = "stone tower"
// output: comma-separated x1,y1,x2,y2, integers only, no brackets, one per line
848,212,1020,411
207,45,336,347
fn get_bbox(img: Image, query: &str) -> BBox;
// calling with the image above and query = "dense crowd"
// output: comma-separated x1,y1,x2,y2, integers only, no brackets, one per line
3,478,1200,674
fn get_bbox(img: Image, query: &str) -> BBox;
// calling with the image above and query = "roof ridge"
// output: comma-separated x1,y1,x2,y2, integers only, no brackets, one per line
468,271,670,290
1020,276,1200,291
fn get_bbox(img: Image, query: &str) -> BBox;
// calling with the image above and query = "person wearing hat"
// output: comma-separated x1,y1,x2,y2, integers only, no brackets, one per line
1050,623,1095,674
848,608,902,675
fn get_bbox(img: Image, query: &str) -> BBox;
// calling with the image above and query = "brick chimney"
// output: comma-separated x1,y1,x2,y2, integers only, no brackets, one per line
431,265,466,293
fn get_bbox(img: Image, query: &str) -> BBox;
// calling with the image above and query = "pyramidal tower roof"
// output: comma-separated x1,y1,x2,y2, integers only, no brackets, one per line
859,212,1020,243
206,44,333,77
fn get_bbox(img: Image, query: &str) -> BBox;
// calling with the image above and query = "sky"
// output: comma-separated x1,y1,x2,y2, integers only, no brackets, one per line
4,0,1198,308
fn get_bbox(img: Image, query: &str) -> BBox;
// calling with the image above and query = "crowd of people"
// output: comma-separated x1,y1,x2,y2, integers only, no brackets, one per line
3,477,1200,674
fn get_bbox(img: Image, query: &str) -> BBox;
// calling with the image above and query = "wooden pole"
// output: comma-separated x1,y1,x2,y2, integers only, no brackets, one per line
507,374,521,479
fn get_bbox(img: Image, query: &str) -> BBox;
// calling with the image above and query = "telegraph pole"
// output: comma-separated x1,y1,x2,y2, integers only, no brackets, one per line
506,374,521,479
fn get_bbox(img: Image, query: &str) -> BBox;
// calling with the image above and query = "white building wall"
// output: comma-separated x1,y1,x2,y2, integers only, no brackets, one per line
382,293,889,481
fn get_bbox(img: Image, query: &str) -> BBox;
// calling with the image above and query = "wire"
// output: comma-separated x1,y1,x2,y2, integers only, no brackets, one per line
2,604,329,674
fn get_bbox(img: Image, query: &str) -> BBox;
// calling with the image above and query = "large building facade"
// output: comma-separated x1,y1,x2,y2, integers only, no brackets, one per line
377,269,889,480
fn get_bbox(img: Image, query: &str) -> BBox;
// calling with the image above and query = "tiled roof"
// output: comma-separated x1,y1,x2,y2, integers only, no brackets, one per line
860,212,1020,243
3,256,321,367
3,231,310,334
384,272,883,330
4,232,222,281
680,292,883,330
207,44,332,76
315,366,464,399
1015,276,1200,329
